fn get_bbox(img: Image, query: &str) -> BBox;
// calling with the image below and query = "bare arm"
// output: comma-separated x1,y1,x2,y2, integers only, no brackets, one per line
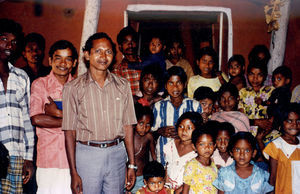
65,130,82,194
269,157,278,194
31,114,62,128
182,183,190,194
218,190,225,194
148,133,157,161
124,125,136,190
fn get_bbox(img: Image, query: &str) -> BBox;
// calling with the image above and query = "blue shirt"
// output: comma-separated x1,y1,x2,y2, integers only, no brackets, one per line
0,63,34,160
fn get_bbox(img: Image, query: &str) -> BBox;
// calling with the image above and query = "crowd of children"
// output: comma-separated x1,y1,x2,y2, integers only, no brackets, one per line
1,18,299,194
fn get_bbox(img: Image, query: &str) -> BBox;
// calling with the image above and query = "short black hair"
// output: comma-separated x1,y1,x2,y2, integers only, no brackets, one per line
117,26,137,45
272,66,292,88
176,111,203,132
247,60,268,82
0,18,23,43
143,161,165,181
49,40,78,60
23,32,45,51
139,63,163,93
248,45,271,65
217,83,239,101
192,121,217,146
218,122,235,138
195,47,219,76
165,66,187,85
275,103,300,133
228,54,245,68
193,86,216,102
134,103,154,126
228,132,257,153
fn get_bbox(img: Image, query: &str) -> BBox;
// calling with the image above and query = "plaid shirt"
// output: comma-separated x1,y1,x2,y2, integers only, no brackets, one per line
0,63,34,161
112,58,141,96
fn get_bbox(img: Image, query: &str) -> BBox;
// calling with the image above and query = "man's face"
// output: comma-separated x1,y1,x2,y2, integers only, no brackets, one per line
23,42,43,65
85,38,114,72
49,48,76,78
119,34,137,56
0,32,17,61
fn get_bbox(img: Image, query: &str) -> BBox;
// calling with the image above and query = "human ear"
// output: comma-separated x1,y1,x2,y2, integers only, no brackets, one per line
285,78,291,85
192,144,196,151
252,150,257,159
48,57,53,67
84,51,90,61
72,59,77,68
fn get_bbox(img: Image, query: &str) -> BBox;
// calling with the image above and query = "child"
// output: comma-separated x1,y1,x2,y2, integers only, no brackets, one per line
213,132,274,193
130,104,157,193
238,61,274,136
193,86,216,123
152,66,202,166
188,47,228,98
164,112,202,192
212,122,235,168
227,54,246,90
264,103,300,194
136,161,174,194
212,83,250,132
134,64,163,108
182,125,218,194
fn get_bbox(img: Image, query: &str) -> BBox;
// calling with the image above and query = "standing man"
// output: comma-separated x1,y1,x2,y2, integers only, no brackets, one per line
30,40,78,194
113,26,141,96
63,32,136,194
0,19,34,194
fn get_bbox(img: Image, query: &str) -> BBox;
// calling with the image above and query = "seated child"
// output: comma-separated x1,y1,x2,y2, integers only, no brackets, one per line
264,103,300,194
182,125,218,194
134,64,164,108
213,132,274,193
212,122,235,168
212,83,250,132
130,104,157,194
152,66,202,166
193,86,216,123
164,112,202,192
136,161,174,194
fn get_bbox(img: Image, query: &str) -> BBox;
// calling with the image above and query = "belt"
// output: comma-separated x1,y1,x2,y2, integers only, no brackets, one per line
78,138,123,148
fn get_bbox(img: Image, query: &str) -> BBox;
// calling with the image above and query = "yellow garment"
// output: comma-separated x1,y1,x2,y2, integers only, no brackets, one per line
183,158,218,193
264,137,300,194
165,59,194,81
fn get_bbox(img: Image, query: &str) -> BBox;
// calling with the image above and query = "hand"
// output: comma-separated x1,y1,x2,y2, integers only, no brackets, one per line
44,96,62,118
70,172,83,194
201,112,209,123
255,97,263,105
22,160,34,184
157,126,177,138
125,168,136,191
254,119,272,131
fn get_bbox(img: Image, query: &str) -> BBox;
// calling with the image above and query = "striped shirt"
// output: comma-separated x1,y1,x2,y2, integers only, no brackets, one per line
152,96,202,165
0,63,34,160
62,70,137,141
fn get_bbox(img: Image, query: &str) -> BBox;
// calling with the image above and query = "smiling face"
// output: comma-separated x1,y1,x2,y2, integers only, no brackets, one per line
85,38,114,72
144,177,165,193
177,119,196,142
49,48,76,78
229,61,243,77
283,112,300,137
247,67,264,90
195,134,215,159
216,130,230,153
149,37,163,55
197,54,214,78
0,32,17,61
142,74,159,96
219,91,238,111
165,75,185,99
136,115,152,136
231,139,255,167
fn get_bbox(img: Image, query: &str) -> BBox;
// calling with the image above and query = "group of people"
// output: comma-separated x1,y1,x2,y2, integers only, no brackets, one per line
0,18,299,194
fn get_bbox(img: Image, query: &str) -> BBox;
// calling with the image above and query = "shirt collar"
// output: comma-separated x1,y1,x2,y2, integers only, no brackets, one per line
48,70,73,86
85,70,113,85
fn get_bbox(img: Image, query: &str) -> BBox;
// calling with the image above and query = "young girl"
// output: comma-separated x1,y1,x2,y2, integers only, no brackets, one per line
134,64,163,108
227,54,247,91
188,47,228,98
130,104,157,193
212,122,235,169
213,132,274,193
164,112,203,192
264,103,300,194
182,125,218,194
136,161,174,194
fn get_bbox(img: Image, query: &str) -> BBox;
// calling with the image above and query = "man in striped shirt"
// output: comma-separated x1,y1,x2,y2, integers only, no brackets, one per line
0,19,34,194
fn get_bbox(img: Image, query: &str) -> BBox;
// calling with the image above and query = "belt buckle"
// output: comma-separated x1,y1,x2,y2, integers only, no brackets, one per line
100,143,107,148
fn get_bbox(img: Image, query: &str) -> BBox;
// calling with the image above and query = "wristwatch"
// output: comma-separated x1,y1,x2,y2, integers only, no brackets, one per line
128,164,138,170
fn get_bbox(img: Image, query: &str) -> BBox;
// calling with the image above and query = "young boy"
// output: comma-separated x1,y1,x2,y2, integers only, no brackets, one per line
136,161,173,194
0,18,35,194
152,66,202,166
130,104,157,193
193,86,216,123
227,54,247,90
30,40,78,193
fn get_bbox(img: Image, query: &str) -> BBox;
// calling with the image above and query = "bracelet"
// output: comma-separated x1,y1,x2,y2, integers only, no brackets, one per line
128,164,138,170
